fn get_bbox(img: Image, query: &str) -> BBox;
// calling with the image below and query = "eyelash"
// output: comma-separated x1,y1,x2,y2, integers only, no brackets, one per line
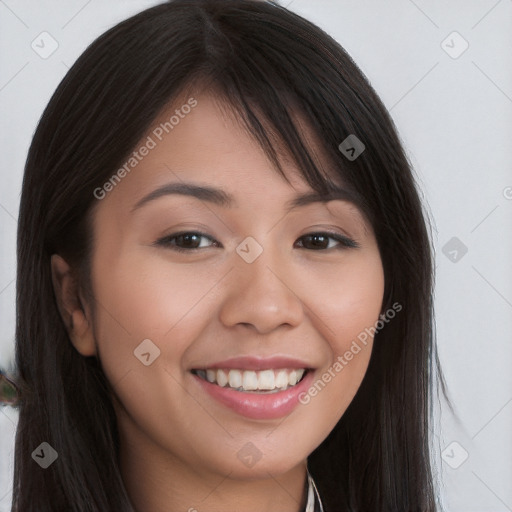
154,231,359,252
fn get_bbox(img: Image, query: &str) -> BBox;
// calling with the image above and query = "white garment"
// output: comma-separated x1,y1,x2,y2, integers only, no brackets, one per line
305,470,324,512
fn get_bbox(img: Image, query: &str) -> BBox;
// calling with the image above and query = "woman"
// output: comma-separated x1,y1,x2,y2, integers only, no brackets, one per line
11,0,442,510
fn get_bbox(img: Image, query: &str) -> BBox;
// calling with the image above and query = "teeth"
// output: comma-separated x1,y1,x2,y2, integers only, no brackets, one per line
195,368,307,392
228,369,242,388
275,370,289,388
242,371,258,391
258,369,275,390
217,369,228,387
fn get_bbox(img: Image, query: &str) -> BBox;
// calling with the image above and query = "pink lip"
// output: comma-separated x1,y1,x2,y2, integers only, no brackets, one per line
193,355,312,371
191,368,315,420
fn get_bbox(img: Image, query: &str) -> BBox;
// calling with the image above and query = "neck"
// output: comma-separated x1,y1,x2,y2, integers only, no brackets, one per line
119,432,309,512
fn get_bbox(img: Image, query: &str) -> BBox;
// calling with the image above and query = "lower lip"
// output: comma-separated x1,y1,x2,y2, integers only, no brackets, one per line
192,370,315,420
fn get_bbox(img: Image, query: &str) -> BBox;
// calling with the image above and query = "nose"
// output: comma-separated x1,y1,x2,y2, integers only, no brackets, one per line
219,245,304,335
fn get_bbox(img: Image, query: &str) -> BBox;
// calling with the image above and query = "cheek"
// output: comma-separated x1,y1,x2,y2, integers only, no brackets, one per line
301,249,385,351
91,247,225,340
87,250,231,457
295,250,384,427
88,248,226,395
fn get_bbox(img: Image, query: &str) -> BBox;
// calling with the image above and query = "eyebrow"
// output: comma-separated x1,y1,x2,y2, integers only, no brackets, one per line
131,182,357,213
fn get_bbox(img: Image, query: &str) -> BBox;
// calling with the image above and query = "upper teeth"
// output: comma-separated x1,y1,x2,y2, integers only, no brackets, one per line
196,368,306,392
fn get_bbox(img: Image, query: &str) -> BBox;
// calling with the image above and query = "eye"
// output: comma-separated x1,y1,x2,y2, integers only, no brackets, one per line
294,232,359,251
154,231,221,252
154,230,359,253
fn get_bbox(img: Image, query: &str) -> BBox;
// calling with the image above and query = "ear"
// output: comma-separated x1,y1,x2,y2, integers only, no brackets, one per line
50,254,96,357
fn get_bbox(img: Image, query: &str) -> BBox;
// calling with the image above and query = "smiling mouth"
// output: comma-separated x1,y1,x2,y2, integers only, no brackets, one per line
191,368,309,393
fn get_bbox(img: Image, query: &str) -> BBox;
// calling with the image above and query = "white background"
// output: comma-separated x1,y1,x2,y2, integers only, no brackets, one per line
0,1,511,510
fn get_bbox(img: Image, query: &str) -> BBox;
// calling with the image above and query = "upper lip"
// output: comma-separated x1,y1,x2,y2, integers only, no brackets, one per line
191,355,314,371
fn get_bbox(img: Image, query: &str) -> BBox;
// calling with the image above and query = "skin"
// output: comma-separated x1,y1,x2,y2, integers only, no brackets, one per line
51,91,385,512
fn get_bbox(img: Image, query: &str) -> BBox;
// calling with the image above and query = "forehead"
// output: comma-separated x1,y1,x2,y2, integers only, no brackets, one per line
94,91,363,216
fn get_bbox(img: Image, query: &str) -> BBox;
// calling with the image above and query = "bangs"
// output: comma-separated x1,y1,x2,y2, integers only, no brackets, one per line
176,2,374,222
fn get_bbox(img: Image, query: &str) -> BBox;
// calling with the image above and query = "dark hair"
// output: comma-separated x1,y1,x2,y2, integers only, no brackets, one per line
13,0,442,510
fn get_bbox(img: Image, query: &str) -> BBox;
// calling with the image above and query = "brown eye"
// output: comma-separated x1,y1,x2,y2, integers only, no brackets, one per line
155,232,220,252
295,232,359,251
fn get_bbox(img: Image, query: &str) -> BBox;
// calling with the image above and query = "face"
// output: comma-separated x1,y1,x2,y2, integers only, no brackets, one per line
81,92,384,482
